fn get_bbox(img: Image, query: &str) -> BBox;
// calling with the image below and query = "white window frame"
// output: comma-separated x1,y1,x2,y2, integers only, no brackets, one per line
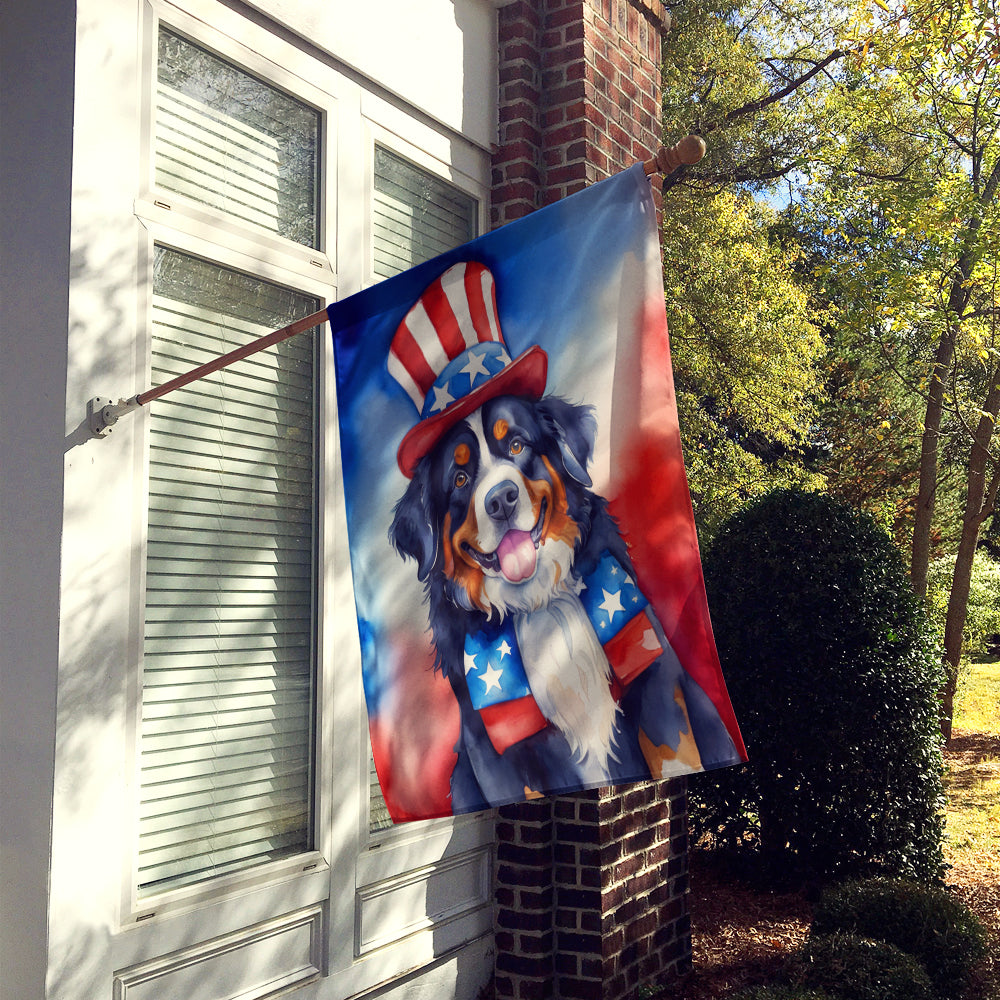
124,0,339,930
325,93,497,999
111,1,496,992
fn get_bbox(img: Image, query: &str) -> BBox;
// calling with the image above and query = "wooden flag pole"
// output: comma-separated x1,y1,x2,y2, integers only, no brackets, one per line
136,307,329,407
88,137,705,437
87,308,329,437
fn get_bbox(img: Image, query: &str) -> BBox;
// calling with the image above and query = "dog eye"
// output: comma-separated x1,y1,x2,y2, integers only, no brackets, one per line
454,471,469,489
509,438,525,455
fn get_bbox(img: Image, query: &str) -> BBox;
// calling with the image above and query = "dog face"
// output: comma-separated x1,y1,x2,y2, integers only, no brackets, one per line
390,395,598,617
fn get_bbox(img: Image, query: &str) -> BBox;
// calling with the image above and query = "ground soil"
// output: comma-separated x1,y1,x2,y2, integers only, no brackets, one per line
670,733,1000,1000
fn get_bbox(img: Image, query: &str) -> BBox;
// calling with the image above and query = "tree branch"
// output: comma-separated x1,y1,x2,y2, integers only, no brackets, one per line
703,49,847,133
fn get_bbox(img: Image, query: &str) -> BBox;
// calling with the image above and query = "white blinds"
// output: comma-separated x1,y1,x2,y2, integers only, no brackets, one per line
372,146,477,282
155,28,320,248
368,147,477,832
138,248,318,895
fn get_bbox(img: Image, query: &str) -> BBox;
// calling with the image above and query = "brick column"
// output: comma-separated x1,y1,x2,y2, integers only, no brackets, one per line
493,0,667,226
491,3,692,999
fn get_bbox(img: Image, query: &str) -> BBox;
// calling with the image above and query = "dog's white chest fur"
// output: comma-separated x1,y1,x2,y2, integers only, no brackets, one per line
514,589,620,780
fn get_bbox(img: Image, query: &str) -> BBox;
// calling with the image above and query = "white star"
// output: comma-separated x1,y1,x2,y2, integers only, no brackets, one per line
460,347,491,386
610,564,621,577
429,383,455,413
464,650,478,675
599,588,625,623
480,662,503,694
496,639,512,660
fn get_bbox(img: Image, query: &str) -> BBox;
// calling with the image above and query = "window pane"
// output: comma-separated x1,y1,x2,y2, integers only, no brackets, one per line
156,28,320,248
373,146,477,280
139,247,318,895
369,149,478,831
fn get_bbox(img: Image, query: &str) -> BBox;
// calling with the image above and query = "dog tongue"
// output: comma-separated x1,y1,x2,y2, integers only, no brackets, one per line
497,530,536,582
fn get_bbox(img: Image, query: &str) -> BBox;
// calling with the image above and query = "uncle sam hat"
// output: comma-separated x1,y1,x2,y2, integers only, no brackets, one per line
389,261,548,478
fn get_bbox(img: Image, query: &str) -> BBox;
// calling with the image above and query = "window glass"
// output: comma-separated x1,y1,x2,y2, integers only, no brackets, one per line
156,27,320,248
368,147,478,832
138,246,318,895
372,146,477,280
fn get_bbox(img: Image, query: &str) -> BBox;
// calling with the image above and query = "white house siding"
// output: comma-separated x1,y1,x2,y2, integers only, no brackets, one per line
0,1,499,998
0,0,76,996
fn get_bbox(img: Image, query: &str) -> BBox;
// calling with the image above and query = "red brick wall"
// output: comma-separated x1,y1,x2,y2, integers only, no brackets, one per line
492,0,667,227
494,783,691,1000
490,4,691,998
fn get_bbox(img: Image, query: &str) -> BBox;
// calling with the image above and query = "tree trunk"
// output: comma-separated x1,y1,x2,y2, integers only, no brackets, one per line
940,374,1000,741
910,329,956,598
911,161,1000,597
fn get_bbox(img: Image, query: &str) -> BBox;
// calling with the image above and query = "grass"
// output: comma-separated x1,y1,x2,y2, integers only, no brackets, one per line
955,658,1000,734
945,659,1000,869
942,657,1000,1000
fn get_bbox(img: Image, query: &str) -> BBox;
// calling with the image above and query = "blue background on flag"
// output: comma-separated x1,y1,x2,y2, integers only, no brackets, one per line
327,165,746,820
465,625,530,710
579,552,649,642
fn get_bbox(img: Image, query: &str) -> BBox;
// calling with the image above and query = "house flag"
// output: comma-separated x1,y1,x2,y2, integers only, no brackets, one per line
328,164,747,821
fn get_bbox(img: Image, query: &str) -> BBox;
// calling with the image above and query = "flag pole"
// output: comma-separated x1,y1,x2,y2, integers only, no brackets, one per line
88,135,705,438
87,307,329,437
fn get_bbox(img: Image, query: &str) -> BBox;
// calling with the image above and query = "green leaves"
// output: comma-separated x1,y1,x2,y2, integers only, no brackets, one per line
662,1,999,738
693,489,947,883
664,188,826,535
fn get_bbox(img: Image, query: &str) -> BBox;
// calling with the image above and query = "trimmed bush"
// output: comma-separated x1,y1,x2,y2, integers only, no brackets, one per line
812,878,988,999
792,933,934,1000
693,489,946,882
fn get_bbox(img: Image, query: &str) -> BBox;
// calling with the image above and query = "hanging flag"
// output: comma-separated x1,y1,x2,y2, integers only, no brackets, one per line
328,164,746,821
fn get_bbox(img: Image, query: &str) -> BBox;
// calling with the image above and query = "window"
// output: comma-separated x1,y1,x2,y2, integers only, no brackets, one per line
136,26,323,897
155,28,320,247
372,145,477,282
367,146,478,833
139,248,318,895
58,0,497,992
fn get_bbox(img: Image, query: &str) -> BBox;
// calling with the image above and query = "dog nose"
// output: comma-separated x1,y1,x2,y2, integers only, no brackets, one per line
485,480,520,522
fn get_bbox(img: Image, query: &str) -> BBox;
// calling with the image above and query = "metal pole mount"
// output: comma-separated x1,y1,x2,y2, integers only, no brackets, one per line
87,396,141,438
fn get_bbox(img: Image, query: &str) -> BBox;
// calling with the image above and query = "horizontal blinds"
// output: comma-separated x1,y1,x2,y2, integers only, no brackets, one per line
156,27,319,248
368,147,478,832
139,248,318,895
372,146,477,283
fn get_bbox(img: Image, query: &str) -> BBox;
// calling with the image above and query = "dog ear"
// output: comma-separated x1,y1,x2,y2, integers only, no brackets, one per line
389,471,438,581
538,396,596,487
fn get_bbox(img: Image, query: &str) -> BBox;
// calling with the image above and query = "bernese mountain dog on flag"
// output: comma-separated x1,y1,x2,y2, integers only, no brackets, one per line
388,261,736,812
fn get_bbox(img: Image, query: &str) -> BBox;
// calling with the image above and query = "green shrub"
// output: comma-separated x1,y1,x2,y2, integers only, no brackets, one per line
811,878,988,999
792,933,934,1000
693,489,946,882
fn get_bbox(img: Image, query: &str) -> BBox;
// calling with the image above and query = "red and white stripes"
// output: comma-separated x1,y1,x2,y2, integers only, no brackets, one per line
388,262,502,413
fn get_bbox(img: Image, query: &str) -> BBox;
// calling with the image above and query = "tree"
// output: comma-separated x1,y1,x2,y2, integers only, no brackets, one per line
661,0,853,195
660,0,999,737
662,188,826,537
801,0,1000,736
659,0,844,537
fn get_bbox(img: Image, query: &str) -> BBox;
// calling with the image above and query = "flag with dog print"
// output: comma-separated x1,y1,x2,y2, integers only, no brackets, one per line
328,164,746,821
